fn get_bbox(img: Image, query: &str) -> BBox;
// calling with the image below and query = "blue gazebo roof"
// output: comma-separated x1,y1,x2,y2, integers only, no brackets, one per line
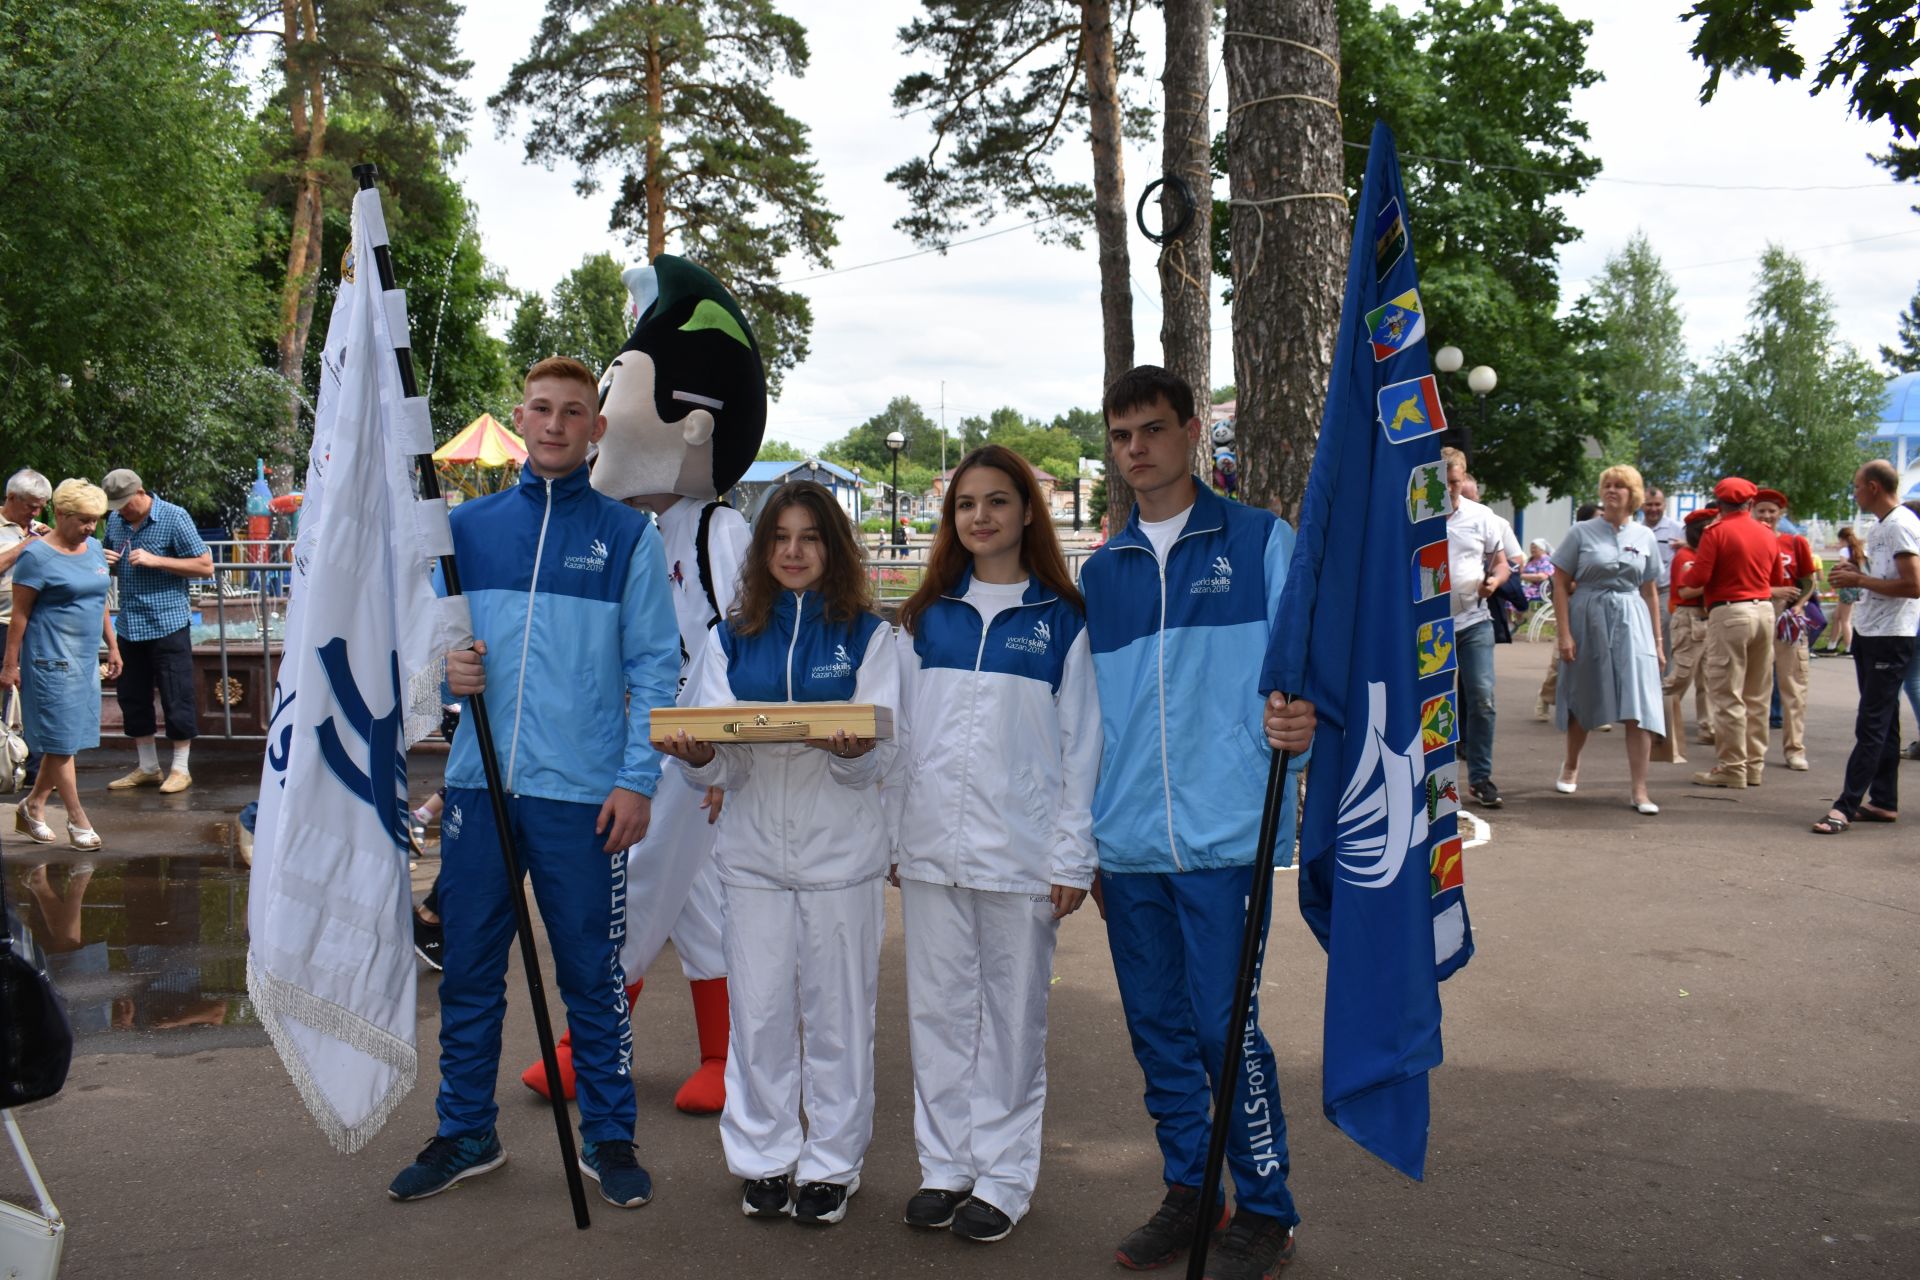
739,458,860,485
1872,371,1920,441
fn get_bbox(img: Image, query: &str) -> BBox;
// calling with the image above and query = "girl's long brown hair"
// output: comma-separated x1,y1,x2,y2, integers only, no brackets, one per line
729,480,873,637
897,444,1083,635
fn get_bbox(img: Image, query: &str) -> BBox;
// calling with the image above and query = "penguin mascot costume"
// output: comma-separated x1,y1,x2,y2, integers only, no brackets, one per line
520,254,765,1114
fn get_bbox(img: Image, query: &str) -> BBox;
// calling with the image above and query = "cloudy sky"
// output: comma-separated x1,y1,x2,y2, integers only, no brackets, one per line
445,0,1916,453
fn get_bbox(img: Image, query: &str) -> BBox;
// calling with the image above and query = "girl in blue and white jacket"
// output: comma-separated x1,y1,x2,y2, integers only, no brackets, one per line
659,481,896,1228
889,445,1101,1243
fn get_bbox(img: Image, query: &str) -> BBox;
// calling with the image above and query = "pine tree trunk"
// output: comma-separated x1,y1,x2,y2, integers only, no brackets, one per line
1225,0,1345,521
1158,0,1214,480
276,0,327,464
644,14,666,260
1082,0,1136,521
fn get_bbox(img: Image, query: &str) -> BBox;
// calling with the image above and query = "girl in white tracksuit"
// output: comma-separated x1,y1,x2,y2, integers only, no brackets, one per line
659,480,897,1227
889,445,1101,1243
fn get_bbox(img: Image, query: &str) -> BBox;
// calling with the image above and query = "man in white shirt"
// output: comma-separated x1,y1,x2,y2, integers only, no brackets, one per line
1641,487,1685,662
1814,460,1920,833
1443,448,1511,808
1639,488,1685,589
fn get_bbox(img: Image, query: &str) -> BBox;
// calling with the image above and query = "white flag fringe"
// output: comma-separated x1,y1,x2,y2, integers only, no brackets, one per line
247,187,468,1152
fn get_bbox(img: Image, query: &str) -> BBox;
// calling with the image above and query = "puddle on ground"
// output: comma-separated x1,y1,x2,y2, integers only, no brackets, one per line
11,846,267,1054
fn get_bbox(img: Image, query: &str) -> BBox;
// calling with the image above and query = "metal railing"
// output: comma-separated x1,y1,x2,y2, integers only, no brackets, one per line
190,541,295,739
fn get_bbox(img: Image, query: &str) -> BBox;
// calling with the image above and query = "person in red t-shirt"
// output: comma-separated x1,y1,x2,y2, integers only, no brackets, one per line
1689,477,1779,788
1656,508,1718,762
1753,488,1817,770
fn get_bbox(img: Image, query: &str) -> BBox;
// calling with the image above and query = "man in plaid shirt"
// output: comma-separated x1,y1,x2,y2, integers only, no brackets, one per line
102,469,212,793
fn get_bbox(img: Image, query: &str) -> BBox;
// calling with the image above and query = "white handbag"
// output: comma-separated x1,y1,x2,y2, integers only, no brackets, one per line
0,1109,64,1280
0,693,25,794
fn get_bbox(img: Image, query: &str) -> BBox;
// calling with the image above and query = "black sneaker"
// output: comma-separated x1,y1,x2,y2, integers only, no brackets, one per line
1115,1185,1227,1271
903,1186,968,1229
579,1139,652,1208
743,1175,793,1218
387,1130,505,1200
951,1195,1013,1243
1905,740,1920,761
792,1174,859,1226
413,908,445,971
1203,1208,1295,1279
1469,779,1503,809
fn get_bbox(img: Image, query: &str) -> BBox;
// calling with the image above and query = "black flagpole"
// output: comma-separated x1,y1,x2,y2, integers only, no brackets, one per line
354,164,591,1230
1186,740,1295,1278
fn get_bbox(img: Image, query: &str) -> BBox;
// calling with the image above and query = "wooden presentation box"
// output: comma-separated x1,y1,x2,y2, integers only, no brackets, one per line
651,702,894,744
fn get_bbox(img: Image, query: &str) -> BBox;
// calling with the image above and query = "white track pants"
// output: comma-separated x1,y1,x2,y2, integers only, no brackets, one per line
619,759,728,981
901,878,1059,1223
720,879,883,1185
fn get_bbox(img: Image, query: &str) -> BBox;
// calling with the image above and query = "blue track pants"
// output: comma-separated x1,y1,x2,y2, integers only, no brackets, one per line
1101,865,1298,1227
434,787,634,1144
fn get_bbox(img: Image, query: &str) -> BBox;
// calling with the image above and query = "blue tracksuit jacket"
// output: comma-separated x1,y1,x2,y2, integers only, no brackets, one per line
443,462,679,803
1080,481,1306,873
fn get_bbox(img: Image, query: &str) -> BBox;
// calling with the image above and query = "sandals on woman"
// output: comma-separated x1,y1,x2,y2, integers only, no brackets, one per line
1811,811,1850,835
1855,805,1898,823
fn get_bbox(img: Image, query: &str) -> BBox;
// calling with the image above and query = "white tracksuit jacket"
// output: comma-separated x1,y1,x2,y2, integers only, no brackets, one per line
678,592,898,1186
889,570,1100,1221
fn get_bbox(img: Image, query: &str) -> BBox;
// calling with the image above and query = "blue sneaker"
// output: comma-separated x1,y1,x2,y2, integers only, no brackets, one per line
388,1131,505,1201
580,1140,653,1208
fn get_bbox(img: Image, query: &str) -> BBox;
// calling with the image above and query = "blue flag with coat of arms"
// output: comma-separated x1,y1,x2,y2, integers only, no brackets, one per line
1259,121,1472,1182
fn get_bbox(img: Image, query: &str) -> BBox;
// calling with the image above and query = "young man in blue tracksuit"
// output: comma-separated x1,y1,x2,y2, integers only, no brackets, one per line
388,357,680,1209
1082,367,1316,1280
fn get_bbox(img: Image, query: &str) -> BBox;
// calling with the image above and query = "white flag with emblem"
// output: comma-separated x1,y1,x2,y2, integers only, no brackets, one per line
247,186,468,1151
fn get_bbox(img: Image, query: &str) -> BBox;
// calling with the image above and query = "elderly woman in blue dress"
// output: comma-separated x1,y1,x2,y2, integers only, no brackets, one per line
1,479,123,850
1551,464,1666,815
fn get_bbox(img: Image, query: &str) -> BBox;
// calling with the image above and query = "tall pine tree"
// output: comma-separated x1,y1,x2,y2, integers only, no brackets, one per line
490,0,839,394
888,1,1147,407
223,0,471,455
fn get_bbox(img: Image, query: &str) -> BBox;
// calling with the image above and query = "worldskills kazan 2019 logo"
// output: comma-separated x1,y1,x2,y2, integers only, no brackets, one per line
564,538,609,573
1190,555,1233,595
810,642,854,681
1005,618,1051,655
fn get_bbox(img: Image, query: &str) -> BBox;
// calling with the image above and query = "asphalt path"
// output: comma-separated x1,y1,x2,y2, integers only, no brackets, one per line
5,640,1917,1278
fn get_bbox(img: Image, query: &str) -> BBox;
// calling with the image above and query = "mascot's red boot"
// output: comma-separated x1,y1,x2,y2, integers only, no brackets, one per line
522,979,644,1101
672,978,729,1114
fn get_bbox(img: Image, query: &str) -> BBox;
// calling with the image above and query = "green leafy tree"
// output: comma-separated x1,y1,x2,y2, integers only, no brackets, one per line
289,114,519,442
1578,232,1708,491
889,1,1149,399
756,439,810,462
1702,247,1884,519
503,253,632,375
490,0,839,395
956,407,1085,481
1213,0,1605,502
824,396,945,473
0,0,282,514
1882,283,1920,373
223,0,471,446
1683,0,1919,180
1048,406,1107,454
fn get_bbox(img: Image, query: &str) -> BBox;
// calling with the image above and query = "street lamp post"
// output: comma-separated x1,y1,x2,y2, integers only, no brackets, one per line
1466,364,1497,468
850,463,861,525
1431,344,1495,466
886,430,906,559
